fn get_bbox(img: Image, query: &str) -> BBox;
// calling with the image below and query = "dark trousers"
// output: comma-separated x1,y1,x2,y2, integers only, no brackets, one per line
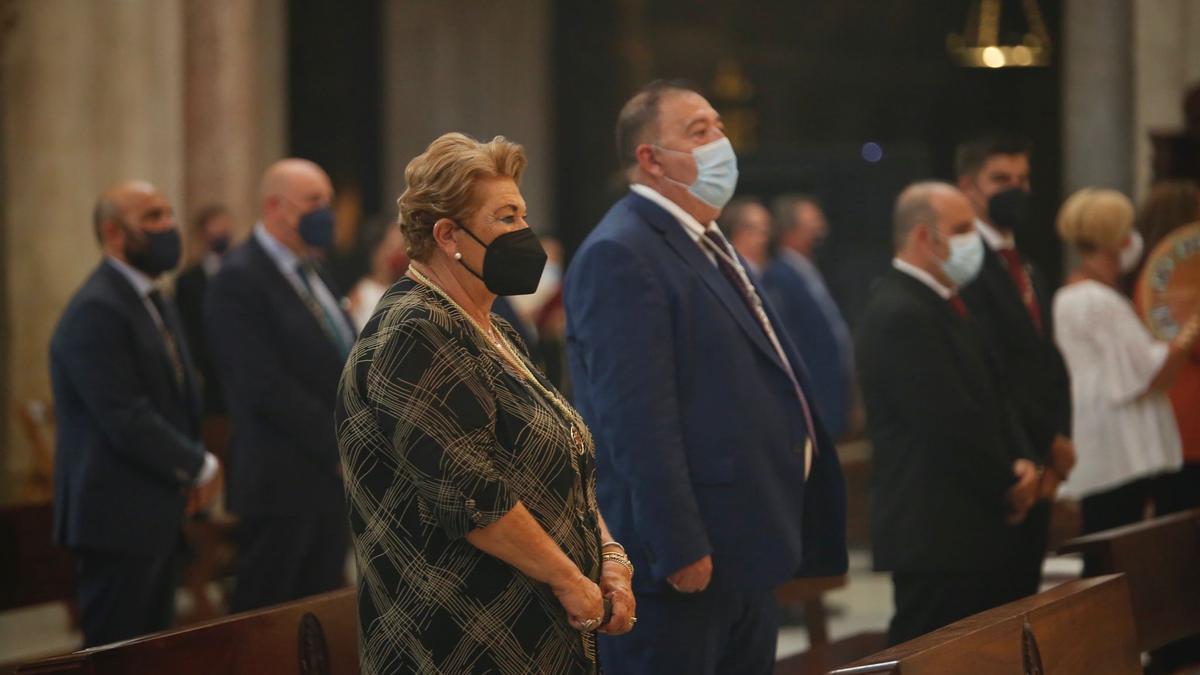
888,570,1023,646
1153,462,1200,515
76,547,180,648
230,511,349,613
598,587,777,675
1013,501,1050,596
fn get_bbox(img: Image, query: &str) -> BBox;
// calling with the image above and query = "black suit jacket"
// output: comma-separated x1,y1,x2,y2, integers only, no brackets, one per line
857,268,1025,572
50,261,205,555
204,236,349,516
175,264,224,414
960,242,1072,461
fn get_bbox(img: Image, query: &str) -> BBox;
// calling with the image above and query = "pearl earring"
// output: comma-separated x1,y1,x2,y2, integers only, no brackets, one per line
454,252,463,260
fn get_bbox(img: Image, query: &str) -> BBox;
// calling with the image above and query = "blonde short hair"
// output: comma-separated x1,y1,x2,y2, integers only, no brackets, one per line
1056,188,1134,252
397,132,527,261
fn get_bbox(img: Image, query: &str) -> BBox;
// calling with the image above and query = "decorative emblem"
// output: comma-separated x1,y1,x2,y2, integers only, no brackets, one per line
1137,222,1200,339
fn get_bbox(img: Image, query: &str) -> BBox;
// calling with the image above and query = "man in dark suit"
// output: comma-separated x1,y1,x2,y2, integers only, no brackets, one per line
206,159,354,612
956,137,1075,597
50,180,221,647
762,194,855,440
857,181,1041,645
174,203,233,418
565,80,847,674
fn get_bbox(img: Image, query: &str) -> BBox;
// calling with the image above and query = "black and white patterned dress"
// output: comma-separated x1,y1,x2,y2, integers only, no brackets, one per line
335,276,602,675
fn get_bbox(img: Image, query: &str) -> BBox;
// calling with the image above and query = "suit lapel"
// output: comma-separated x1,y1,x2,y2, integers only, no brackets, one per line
246,237,341,358
98,263,187,407
628,193,789,373
892,269,991,395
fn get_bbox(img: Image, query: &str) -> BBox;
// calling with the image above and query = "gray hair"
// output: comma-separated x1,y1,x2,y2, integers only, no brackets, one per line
893,181,956,251
92,194,120,243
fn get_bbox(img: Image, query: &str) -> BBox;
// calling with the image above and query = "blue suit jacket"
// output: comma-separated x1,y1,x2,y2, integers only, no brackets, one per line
761,256,853,439
50,261,205,555
564,192,848,593
204,236,348,517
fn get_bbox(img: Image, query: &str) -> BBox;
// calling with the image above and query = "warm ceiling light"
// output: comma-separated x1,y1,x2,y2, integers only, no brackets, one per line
947,0,1052,68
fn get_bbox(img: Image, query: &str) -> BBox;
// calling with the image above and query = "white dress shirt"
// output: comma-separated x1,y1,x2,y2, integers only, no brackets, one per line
892,258,953,300
1053,280,1182,498
105,256,217,486
254,223,356,345
975,217,1014,251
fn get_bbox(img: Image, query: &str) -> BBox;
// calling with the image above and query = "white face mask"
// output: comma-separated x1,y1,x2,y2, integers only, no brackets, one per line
655,137,740,209
940,230,985,287
1119,231,1144,273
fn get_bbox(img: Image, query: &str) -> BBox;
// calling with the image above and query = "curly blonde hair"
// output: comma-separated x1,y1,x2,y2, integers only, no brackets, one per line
397,133,527,261
1056,187,1134,253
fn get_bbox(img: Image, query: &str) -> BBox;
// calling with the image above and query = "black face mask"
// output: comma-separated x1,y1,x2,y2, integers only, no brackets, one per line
210,235,231,254
125,226,182,278
988,187,1032,234
457,224,547,296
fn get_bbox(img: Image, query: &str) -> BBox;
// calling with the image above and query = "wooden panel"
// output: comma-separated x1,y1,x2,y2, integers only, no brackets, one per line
17,588,357,675
0,502,76,611
1060,508,1200,651
831,575,1141,675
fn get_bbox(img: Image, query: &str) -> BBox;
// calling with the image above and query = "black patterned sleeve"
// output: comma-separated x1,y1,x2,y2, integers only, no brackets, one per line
362,315,516,538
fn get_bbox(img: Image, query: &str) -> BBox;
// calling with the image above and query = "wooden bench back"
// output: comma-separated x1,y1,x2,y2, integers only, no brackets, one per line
0,501,76,612
829,575,1141,675
17,588,358,675
1060,507,1200,651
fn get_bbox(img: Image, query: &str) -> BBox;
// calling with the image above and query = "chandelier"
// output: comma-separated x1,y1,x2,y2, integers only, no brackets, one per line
947,0,1052,69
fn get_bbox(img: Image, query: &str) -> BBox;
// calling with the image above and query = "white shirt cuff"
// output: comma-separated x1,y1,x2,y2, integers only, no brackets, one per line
193,452,219,486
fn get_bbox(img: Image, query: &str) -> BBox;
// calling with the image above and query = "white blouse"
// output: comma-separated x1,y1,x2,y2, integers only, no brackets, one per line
1053,280,1182,498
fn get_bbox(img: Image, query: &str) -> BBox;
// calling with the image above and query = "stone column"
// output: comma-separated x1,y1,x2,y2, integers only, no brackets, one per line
381,0,553,230
184,0,287,253
1132,0,1200,200
1062,0,1134,195
2,0,186,475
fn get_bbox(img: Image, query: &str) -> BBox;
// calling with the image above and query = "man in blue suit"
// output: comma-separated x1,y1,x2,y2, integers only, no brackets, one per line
565,80,847,674
51,180,221,646
761,195,855,440
206,159,354,612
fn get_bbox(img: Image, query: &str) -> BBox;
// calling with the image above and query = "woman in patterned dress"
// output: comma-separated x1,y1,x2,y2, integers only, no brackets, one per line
335,132,636,674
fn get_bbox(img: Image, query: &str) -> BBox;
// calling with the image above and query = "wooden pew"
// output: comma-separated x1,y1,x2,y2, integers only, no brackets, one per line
0,501,77,614
1059,508,1200,653
829,575,1141,675
16,588,358,675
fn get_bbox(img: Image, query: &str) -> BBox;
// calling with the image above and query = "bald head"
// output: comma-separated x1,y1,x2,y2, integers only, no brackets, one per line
258,158,334,253
93,180,160,242
893,182,971,253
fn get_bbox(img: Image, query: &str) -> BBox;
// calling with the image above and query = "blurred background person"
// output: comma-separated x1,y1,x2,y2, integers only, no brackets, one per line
1053,188,1200,543
206,159,353,613
175,204,234,421
336,132,633,674
1133,180,1200,514
719,196,771,277
51,180,220,646
762,193,854,441
347,216,408,332
956,135,1074,597
857,181,1039,645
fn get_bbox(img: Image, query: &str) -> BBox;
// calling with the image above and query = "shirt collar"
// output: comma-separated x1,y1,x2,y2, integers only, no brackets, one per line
975,217,1013,250
892,257,953,300
629,183,718,243
105,256,156,298
202,251,222,277
254,222,301,272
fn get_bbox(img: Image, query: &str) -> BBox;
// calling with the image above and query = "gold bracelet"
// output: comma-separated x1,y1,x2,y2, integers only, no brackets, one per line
602,552,634,577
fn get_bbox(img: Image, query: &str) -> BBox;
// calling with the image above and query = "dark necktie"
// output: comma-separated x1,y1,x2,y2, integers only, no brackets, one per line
949,295,969,319
295,262,352,359
146,289,186,391
701,230,818,473
996,248,1043,334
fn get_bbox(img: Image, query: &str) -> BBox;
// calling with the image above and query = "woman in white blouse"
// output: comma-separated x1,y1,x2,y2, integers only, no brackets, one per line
1053,188,1200,537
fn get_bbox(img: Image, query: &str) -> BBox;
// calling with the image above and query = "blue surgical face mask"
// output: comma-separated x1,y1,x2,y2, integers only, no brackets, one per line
298,206,335,248
655,137,739,209
940,229,985,287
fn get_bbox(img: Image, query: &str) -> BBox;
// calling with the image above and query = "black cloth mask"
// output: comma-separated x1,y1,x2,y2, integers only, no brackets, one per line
125,227,182,278
457,224,547,296
988,188,1032,234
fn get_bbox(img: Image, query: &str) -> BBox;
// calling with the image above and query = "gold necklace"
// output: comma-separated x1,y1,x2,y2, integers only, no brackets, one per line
407,265,594,456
